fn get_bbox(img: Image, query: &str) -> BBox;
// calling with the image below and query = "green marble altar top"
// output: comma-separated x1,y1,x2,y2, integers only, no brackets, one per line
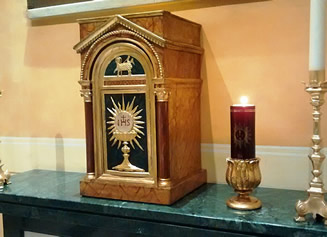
0,170,326,236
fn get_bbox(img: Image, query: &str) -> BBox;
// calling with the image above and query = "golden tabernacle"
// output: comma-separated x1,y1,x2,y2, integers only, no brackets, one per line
74,11,206,205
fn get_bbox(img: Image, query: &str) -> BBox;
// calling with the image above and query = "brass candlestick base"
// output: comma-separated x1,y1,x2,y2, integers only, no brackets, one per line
226,157,262,210
295,75,327,224
0,160,11,191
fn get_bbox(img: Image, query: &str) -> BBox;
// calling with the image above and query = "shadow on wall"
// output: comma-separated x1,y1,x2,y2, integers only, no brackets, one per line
201,30,232,182
55,133,65,171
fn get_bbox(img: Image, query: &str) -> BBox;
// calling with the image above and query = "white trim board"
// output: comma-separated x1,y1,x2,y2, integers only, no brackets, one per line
0,136,86,173
0,137,322,191
27,0,180,19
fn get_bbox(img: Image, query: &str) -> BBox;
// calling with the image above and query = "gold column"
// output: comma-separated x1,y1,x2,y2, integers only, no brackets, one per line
155,89,171,187
78,80,95,179
295,70,327,224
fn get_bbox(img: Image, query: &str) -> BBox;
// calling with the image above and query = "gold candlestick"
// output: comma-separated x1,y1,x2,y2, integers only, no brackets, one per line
0,160,11,191
226,157,262,210
295,70,327,224
0,91,11,191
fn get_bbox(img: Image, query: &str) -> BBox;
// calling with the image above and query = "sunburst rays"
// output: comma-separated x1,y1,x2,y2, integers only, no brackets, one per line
107,95,145,150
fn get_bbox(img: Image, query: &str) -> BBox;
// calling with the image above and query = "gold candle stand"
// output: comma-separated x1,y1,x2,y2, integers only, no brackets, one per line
295,70,327,224
226,157,262,210
0,160,11,191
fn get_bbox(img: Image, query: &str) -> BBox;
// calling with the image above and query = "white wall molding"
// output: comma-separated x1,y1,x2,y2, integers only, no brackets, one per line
0,136,87,173
0,137,322,191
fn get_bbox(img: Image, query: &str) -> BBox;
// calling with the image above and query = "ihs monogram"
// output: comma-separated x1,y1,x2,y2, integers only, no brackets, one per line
116,114,131,127
233,124,252,149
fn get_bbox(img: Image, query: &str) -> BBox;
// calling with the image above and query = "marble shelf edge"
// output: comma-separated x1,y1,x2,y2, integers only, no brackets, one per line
0,170,325,236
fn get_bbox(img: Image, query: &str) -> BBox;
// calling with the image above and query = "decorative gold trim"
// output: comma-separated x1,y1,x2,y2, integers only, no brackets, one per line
155,89,169,102
79,79,91,87
92,42,157,186
79,31,164,82
159,178,171,187
309,70,325,87
80,89,92,102
95,173,155,187
106,169,149,178
104,75,146,83
74,15,165,53
78,79,92,102
86,172,95,179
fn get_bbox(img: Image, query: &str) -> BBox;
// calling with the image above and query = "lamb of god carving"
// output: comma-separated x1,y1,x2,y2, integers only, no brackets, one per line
114,56,135,77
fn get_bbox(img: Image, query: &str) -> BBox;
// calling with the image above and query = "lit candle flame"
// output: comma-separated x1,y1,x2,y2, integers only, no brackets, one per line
240,96,249,105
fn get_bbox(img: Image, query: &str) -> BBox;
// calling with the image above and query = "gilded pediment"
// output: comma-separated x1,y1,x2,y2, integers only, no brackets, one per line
73,15,165,53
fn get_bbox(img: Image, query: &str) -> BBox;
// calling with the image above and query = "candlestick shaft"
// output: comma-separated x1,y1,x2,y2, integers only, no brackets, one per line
308,87,326,191
309,0,327,70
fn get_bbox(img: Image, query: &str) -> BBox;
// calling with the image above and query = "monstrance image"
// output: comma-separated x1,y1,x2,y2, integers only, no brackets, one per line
107,95,145,172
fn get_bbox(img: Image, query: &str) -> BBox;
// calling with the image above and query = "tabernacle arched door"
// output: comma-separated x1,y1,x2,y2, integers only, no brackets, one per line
92,41,157,186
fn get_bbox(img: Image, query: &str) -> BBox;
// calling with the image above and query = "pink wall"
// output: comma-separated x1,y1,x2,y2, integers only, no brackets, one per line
0,0,324,147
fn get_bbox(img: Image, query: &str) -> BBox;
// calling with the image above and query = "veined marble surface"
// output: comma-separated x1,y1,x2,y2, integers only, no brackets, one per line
0,170,326,236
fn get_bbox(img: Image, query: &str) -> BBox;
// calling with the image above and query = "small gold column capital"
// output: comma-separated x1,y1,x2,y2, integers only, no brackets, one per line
79,80,92,103
155,89,169,102
80,89,92,102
